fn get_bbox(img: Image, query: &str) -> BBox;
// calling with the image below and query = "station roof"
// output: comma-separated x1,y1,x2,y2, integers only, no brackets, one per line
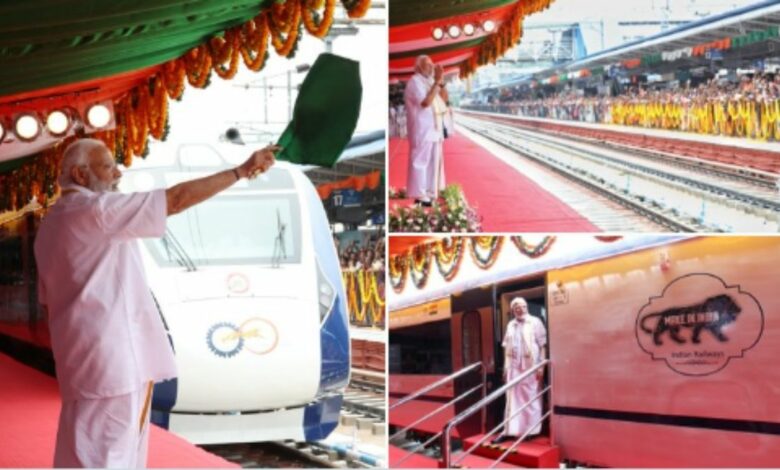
560,0,780,72
304,130,385,187
474,0,780,93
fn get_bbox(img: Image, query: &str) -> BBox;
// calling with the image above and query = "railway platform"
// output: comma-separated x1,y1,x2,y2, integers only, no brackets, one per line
463,110,780,176
389,132,600,232
0,352,236,468
451,112,780,232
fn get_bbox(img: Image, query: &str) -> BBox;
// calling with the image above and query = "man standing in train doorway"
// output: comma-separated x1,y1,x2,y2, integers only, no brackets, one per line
494,297,548,444
404,54,447,207
34,138,276,468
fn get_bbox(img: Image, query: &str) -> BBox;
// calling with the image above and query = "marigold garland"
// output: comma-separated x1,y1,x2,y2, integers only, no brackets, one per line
510,236,556,258
343,269,385,327
434,237,464,281
302,0,336,38
389,255,408,294
408,244,432,289
0,0,369,213
468,236,503,269
343,0,372,18
460,0,554,78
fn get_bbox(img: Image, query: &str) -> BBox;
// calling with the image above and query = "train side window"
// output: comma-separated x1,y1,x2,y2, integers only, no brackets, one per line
389,320,452,374
462,310,482,367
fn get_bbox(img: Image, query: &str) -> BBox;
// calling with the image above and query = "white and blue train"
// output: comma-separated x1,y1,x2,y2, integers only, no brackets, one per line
0,141,350,444
120,142,351,444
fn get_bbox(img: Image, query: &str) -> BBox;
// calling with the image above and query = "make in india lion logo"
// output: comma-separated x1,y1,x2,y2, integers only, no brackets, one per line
635,273,764,376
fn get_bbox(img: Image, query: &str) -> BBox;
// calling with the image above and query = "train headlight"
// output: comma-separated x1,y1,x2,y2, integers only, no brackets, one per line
316,261,335,322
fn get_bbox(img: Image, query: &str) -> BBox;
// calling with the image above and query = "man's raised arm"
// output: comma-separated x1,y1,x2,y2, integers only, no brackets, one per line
166,145,278,216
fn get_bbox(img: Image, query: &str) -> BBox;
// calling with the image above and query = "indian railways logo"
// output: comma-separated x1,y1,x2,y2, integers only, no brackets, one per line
226,273,250,294
635,273,764,376
206,318,279,359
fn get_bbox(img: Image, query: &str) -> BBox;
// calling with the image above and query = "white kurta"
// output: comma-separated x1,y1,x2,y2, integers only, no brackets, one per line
34,185,177,467
502,315,547,437
404,73,445,199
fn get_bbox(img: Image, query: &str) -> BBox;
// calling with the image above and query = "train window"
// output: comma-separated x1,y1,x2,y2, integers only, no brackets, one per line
461,310,482,367
144,194,302,266
389,319,452,374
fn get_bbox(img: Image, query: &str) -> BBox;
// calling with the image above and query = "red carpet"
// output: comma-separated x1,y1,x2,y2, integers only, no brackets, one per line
389,133,599,232
0,353,236,468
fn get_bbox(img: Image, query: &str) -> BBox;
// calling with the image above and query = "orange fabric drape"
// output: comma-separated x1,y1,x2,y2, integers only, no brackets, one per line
317,170,382,199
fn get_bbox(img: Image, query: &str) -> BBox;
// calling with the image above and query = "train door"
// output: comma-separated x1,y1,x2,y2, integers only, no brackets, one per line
450,287,495,437
494,279,549,435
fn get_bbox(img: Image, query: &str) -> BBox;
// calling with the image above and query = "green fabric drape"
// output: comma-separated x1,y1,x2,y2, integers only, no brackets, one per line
276,53,362,168
0,0,273,97
389,0,516,26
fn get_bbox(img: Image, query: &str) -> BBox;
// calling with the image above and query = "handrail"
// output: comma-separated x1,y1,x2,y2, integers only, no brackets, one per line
392,383,483,467
452,383,551,468
489,409,552,469
389,361,486,466
442,359,551,469
390,382,483,443
389,361,484,410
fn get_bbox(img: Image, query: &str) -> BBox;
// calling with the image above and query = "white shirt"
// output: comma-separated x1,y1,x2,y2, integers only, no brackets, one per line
34,186,177,401
404,72,443,146
503,315,547,371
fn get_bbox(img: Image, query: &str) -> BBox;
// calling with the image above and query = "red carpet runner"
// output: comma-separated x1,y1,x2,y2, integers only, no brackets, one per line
0,353,236,468
389,133,599,232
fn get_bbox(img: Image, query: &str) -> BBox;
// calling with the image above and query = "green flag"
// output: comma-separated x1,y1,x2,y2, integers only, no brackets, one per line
276,53,362,167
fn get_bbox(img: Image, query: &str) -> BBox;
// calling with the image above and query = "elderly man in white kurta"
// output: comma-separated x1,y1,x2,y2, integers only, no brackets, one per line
495,297,547,443
34,138,276,468
404,55,446,206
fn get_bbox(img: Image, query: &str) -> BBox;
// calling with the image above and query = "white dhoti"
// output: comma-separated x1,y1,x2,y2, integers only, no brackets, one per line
54,381,154,468
406,140,444,199
504,371,542,436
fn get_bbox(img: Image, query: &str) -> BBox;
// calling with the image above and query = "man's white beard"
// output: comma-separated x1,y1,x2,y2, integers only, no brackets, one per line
87,172,117,193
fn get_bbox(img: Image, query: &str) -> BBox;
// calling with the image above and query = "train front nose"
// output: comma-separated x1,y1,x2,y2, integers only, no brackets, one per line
165,297,322,413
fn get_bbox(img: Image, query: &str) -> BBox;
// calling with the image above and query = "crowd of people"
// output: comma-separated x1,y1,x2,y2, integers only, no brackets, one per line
336,232,385,328
337,234,385,273
479,74,780,140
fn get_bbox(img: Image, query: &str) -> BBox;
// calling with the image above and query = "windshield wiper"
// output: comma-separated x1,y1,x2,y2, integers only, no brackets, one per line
163,229,197,272
272,209,287,268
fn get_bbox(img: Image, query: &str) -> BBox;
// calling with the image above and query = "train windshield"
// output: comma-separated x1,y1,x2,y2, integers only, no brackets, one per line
145,194,302,266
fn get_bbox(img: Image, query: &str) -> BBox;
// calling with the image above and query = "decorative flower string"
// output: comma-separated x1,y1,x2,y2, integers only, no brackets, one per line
390,236,560,294
433,237,464,281
344,269,385,326
0,0,369,214
459,0,555,78
408,244,432,289
468,236,503,269
389,254,408,294
510,235,556,258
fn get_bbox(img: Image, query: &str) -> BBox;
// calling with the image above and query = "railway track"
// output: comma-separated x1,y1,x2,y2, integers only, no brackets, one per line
201,372,386,468
203,437,382,468
203,441,346,468
466,110,780,189
343,385,385,421
458,114,780,233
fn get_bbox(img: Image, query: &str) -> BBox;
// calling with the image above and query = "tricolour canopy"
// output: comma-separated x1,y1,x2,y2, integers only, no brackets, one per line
389,0,555,81
0,0,371,213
